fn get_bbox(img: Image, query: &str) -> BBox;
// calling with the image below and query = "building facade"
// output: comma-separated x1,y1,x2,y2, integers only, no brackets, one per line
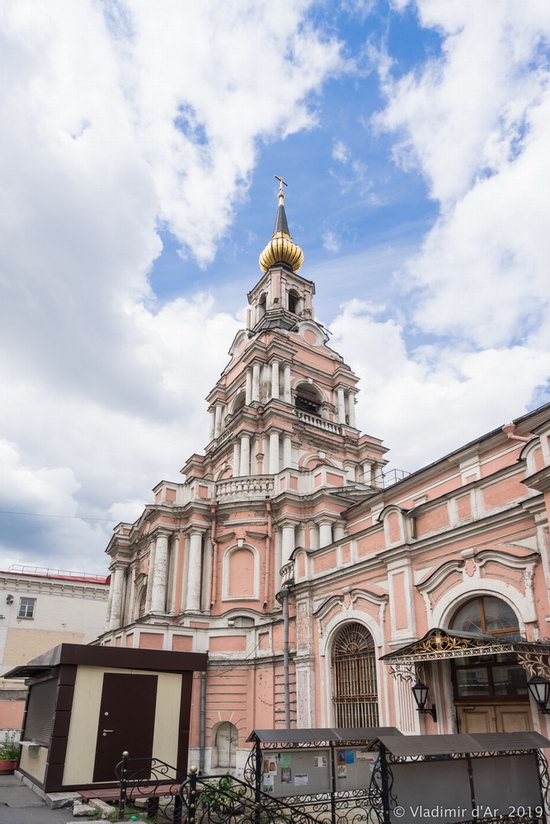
100,184,550,773
0,565,109,737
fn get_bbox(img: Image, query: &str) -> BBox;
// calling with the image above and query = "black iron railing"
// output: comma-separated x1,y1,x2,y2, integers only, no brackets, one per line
180,768,320,824
115,752,182,822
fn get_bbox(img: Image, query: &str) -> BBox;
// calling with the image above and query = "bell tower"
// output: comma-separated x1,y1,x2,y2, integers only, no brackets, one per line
194,178,388,536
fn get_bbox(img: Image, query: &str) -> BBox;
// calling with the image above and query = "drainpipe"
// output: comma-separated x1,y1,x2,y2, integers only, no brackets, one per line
209,503,218,608
264,499,272,609
281,584,291,728
502,423,532,443
199,671,207,774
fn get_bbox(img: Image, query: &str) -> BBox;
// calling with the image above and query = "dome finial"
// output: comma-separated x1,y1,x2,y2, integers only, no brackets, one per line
259,176,304,274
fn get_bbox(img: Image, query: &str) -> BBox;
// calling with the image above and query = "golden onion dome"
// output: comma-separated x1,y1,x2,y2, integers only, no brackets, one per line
259,180,304,273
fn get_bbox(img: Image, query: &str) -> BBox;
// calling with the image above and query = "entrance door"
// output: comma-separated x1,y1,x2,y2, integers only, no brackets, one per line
93,673,158,782
457,703,532,733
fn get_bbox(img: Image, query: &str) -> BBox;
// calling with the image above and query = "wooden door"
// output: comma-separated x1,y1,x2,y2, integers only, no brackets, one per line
93,673,158,782
457,703,532,734
458,705,496,733
495,704,532,732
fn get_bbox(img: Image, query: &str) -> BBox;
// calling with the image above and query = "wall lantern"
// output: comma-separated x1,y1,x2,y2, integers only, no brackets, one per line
412,681,437,722
528,676,550,714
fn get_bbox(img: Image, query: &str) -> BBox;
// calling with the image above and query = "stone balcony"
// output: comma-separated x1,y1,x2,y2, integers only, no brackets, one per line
295,409,342,434
215,474,275,502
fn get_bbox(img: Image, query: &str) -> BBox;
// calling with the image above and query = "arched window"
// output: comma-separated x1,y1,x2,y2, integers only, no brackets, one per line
450,596,527,700
232,390,246,413
213,721,238,768
137,587,147,618
295,382,322,417
258,293,267,319
331,623,379,727
288,289,299,314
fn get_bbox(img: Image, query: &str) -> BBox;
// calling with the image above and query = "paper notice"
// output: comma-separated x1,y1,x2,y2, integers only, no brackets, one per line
313,755,327,768
280,753,292,768
337,765,347,779
294,774,309,786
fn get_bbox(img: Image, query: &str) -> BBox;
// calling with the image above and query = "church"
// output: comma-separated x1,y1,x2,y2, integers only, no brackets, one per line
99,182,550,774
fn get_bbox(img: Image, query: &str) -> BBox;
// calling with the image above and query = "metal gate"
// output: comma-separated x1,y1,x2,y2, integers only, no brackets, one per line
331,622,379,727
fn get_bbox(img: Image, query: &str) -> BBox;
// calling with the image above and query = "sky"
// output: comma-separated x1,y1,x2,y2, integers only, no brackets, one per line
1,0,550,574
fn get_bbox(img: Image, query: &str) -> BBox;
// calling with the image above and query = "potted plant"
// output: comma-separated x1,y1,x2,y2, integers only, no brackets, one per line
0,733,20,773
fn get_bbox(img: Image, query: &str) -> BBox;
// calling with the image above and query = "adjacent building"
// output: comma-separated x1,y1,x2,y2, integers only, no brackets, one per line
99,182,550,773
0,565,109,737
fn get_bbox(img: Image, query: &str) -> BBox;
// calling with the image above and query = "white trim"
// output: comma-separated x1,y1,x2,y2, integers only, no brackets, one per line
433,581,528,631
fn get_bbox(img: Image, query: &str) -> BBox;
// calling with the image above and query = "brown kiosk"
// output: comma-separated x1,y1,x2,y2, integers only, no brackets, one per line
4,643,208,794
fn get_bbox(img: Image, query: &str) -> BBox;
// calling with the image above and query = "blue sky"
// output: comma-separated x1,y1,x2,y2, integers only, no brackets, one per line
0,0,549,572
151,1,440,315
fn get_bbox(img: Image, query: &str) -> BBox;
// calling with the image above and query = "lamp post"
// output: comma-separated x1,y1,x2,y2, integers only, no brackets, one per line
528,676,550,714
412,681,437,722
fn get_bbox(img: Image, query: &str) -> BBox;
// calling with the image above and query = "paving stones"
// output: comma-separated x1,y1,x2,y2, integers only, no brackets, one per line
71,801,96,817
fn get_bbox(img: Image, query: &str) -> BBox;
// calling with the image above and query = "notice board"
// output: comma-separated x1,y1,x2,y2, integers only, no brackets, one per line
333,746,378,792
261,748,331,797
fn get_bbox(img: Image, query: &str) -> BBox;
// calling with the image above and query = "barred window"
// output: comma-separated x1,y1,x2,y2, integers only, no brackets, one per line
18,597,36,619
331,622,379,728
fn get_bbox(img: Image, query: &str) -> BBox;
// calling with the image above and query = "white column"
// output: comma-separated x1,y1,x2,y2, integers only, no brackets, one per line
282,523,296,565
104,578,114,630
275,528,282,591
209,409,215,441
297,525,306,548
362,462,373,485
347,392,356,427
252,363,260,402
232,441,241,477
271,360,280,399
283,434,292,468
269,431,280,474
151,532,169,613
245,368,252,405
145,539,155,613
240,434,251,476
374,463,384,487
334,522,345,541
109,566,126,630
214,403,223,437
251,436,258,475
283,364,292,403
337,387,346,424
187,530,203,612
319,521,333,548
309,523,319,550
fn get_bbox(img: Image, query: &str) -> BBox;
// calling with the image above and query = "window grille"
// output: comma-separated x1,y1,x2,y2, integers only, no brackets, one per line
331,622,379,728
18,597,36,619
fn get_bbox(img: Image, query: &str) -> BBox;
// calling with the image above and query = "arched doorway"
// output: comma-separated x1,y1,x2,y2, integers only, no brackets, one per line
331,622,379,727
449,595,531,732
213,721,238,769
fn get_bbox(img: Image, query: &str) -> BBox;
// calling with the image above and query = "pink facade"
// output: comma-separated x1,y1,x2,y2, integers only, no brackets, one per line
100,190,550,772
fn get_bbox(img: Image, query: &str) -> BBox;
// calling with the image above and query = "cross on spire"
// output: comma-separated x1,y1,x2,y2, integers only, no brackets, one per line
274,175,288,192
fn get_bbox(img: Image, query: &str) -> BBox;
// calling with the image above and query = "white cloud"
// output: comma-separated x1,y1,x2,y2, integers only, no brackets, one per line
322,230,341,253
332,0,550,453
0,0,341,571
332,300,550,470
332,140,351,164
373,1,550,347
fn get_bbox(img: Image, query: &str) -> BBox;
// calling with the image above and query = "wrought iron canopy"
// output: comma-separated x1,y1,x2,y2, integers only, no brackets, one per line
380,627,550,669
246,726,402,745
